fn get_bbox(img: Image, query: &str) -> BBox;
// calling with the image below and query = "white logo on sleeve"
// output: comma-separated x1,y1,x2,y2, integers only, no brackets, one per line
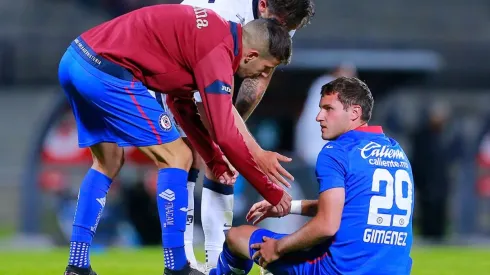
221,85,231,93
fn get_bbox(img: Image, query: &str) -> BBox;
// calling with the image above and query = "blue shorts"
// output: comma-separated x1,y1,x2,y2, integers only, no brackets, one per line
57,38,180,148
249,229,331,275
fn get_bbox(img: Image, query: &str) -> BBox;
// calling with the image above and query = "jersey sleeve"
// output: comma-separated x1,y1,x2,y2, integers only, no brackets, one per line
316,143,348,193
193,44,284,205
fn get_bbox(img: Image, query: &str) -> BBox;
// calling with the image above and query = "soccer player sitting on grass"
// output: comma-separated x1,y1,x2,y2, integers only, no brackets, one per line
210,77,415,275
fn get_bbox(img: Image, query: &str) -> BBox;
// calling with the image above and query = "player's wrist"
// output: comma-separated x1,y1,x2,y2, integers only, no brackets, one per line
290,200,302,215
275,238,287,257
249,144,263,157
265,185,284,206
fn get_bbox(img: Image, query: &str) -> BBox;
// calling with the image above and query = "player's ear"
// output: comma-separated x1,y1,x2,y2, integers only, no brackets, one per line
350,105,362,121
258,0,268,14
245,50,260,63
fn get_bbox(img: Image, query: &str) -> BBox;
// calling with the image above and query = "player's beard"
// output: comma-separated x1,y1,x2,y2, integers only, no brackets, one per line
237,67,259,78
236,67,247,78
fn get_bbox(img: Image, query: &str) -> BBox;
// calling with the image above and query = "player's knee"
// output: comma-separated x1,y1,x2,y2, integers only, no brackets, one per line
226,227,239,244
167,139,192,170
91,145,124,179
225,227,240,252
226,225,257,255
143,138,193,170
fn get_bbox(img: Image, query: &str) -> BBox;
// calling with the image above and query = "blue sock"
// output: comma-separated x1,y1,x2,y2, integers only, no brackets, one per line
157,168,189,270
214,242,253,274
69,169,112,268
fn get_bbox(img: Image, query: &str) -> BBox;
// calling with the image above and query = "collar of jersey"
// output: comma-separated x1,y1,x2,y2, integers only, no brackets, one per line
229,21,240,56
229,21,242,71
354,126,384,134
333,126,384,142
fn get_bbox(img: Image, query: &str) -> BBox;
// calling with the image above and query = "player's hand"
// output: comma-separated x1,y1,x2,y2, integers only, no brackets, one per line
223,155,239,179
273,191,292,217
253,149,294,188
251,236,280,268
246,200,288,225
218,156,238,185
208,155,236,185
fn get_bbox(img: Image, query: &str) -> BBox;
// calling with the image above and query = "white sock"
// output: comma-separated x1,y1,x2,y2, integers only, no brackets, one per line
201,179,234,267
184,172,198,266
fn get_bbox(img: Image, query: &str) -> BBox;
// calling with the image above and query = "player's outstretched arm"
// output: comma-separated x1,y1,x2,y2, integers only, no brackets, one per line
192,45,290,210
197,100,294,188
246,199,318,224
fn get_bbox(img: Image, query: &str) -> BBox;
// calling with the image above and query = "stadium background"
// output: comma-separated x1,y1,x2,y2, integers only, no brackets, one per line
1,0,490,274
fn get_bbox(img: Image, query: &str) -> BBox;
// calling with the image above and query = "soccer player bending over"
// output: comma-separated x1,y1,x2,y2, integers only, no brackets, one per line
211,77,414,275
58,5,293,275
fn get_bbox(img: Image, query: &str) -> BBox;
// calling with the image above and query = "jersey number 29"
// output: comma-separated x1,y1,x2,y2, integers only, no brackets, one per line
367,168,413,228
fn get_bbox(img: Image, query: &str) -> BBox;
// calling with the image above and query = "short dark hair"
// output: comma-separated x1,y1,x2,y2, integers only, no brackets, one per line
321,77,374,122
265,18,292,65
267,0,315,29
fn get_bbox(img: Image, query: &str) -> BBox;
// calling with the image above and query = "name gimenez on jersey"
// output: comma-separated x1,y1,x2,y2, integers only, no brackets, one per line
363,228,409,247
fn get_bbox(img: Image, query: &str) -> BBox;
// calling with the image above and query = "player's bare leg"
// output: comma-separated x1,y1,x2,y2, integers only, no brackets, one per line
65,142,124,275
138,138,205,274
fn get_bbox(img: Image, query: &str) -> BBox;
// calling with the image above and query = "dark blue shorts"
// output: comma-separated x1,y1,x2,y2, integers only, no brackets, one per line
249,229,331,275
57,38,180,147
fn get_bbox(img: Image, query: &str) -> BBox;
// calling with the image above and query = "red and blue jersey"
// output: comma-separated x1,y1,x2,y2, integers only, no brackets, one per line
76,4,284,204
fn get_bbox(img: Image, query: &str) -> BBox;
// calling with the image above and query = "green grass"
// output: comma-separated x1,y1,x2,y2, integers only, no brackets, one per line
0,247,489,274
0,225,15,239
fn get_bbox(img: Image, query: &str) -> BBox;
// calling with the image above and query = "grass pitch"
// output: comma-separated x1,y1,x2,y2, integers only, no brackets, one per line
0,246,489,274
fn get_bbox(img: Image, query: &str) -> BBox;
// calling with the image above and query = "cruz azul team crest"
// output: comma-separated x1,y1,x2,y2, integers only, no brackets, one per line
158,113,172,131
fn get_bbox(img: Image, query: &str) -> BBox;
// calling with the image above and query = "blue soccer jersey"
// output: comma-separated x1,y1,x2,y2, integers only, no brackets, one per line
318,126,413,274
248,126,414,275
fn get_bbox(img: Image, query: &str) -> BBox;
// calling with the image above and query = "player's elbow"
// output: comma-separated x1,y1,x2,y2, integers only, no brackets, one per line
318,217,340,237
321,225,339,238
